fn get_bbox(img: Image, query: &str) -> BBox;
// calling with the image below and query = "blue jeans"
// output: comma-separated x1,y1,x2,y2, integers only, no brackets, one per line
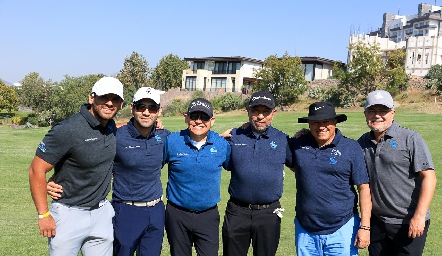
295,215,359,256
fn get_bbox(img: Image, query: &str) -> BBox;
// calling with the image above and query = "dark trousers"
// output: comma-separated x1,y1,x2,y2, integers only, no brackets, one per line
165,202,220,256
111,201,165,256
368,215,430,256
222,199,281,256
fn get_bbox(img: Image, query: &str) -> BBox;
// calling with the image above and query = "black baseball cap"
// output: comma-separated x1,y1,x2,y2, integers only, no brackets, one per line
248,91,276,109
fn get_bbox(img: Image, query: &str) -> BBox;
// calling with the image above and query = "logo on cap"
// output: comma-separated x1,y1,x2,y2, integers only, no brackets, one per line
373,92,384,100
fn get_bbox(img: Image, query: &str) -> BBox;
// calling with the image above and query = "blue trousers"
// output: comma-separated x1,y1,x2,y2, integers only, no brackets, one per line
295,215,359,256
112,200,165,256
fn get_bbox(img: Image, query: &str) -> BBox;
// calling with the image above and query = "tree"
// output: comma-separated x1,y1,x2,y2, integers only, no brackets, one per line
384,48,409,95
19,72,53,113
117,51,150,105
0,80,18,112
150,53,189,91
333,42,408,107
51,74,106,122
253,52,307,107
425,64,442,94
19,72,55,126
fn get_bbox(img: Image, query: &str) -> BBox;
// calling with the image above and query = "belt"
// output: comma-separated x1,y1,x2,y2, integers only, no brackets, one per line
168,201,216,213
122,197,162,207
229,197,278,210
60,199,107,211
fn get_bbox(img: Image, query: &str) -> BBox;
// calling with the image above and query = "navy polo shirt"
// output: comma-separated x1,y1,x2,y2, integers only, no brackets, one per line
226,125,292,204
289,129,369,235
36,104,116,207
112,118,170,202
163,129,231,211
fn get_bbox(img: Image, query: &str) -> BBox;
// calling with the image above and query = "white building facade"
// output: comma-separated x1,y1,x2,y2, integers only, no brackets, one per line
349,3,442,77
182,56,339,92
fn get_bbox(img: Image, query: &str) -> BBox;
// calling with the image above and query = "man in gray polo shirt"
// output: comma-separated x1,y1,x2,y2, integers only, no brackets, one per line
357,90,437,256
29,77,124,256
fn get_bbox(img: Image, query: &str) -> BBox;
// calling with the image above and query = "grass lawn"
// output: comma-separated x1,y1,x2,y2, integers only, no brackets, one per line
0,108,441,255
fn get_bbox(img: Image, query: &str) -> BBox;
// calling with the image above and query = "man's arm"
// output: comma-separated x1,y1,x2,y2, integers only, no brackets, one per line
408,169,437,238
354,183,372,249
29,156,56,237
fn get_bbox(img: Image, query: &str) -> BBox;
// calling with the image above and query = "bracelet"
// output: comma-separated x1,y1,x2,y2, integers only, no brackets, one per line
38,211,51,219
359,225,370,231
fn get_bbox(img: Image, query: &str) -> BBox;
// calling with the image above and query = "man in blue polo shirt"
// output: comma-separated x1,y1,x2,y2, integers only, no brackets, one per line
29,77,124,256
222,91,292,256
163,98,230,256
289,101,371,256
47,87,170,256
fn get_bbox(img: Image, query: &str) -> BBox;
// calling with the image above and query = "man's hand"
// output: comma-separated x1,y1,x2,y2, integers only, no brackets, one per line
155,119,164,130
354,229,370,249
38,215,56,237
47,181,63,200
293,128,310,139
220,128,233,138
408,215,426,238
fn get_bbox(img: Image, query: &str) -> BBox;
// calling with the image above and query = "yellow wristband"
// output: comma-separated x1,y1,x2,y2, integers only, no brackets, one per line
38,211,51,219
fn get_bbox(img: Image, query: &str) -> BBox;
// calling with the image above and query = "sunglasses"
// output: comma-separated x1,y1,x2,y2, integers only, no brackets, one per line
189,112,211,122
135,103,159,113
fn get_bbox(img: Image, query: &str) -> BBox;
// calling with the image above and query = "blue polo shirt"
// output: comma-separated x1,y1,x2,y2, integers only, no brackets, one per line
163,129,230,211
112,118,170,202
226,125,292,204
289,129,369,235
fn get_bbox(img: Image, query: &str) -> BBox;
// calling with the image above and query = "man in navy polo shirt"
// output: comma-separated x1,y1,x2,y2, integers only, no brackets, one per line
47,87,170,256
289,101,371,256
163,98,230,256
222,91,292,256
29,77,124,256
111,87,170,256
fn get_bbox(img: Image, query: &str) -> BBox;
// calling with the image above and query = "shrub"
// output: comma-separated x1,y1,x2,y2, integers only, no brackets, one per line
307,87,325,100
213,93,242,112
163,98,187,117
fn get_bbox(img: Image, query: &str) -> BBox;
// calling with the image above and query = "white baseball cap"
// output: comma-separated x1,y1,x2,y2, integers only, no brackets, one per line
133,87,161,104
365,90,394,109
91,77,124,100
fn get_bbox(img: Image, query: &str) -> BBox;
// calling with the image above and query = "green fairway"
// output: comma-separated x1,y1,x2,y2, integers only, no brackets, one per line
1,109,441,255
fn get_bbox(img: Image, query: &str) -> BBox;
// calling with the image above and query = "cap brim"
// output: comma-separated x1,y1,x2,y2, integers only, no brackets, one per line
298,114,347,123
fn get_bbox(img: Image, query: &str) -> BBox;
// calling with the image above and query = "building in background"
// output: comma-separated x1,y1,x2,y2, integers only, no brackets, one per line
182,56,338,92
349,3,442,77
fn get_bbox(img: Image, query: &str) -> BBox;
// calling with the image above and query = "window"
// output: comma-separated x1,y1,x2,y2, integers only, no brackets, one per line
227,62,240,74
192,61,205,72
185,77,196,91
214,62,227,74
211,78,226,92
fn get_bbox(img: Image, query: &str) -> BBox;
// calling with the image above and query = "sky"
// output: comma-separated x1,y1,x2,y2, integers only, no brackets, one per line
0,0,432,84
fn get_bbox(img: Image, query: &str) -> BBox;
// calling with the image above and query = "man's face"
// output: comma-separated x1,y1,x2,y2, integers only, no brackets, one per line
185,111,215,138
308,118,337,147
88,93,123,124
364,105,395,134
247,105,276,134
131,99,161,130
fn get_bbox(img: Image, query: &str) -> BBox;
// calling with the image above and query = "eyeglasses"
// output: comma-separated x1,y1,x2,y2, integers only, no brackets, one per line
365,109,391,116
135,104,159,113
189,112,211,122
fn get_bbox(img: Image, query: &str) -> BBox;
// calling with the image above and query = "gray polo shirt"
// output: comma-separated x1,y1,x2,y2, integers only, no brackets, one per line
358,121,434,224
36,104,116,207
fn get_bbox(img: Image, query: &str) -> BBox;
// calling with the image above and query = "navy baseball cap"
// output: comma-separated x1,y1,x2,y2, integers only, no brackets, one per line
187,98,213,118
298,101,347,123
248,91,276,109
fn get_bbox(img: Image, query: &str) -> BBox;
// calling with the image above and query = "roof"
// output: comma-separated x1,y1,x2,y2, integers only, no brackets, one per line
300,57,336,65
184,56,264,64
